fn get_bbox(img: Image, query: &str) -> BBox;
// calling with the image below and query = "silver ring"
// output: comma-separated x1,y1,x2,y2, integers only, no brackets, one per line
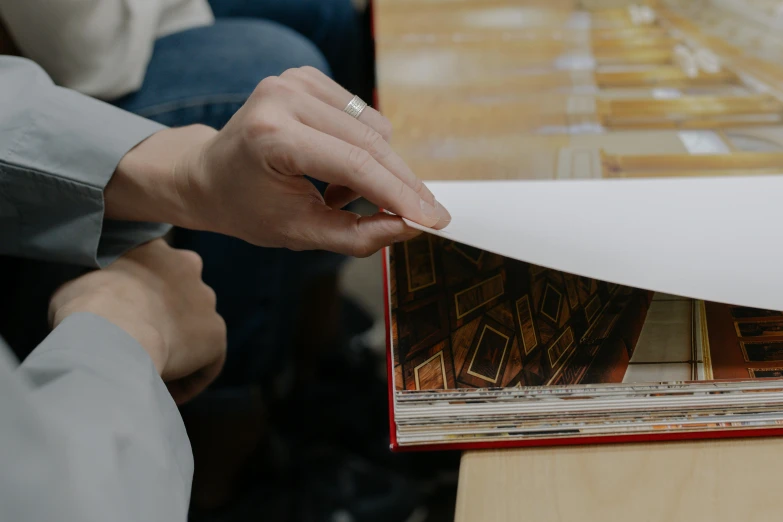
343,95,368,119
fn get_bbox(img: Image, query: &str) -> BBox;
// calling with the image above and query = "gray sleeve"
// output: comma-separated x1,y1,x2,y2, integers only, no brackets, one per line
0,313,192,522
0,55,171,268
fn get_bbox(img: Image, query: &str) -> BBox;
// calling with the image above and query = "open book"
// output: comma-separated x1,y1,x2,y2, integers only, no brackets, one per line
385,227,783,450
377,0,783,449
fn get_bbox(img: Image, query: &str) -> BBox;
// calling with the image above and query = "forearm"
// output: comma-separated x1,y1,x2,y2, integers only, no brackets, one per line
2,314,192,521
0,56,171,267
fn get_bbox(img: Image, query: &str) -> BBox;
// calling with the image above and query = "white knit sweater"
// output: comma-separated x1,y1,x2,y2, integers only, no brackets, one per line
0,0,213,99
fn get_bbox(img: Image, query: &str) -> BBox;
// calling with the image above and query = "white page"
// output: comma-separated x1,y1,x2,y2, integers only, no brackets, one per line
404,175,783,310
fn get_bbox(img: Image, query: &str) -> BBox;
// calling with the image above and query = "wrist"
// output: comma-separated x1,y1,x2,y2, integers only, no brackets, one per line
106,124,218,229
50,280,170,375
54,300,169,374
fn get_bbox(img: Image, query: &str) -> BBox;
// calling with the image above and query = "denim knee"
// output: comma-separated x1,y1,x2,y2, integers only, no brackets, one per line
113,18,332,119
190,18,332,80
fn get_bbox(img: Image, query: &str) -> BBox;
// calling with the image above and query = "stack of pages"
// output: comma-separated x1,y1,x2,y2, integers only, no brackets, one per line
378,0,783,450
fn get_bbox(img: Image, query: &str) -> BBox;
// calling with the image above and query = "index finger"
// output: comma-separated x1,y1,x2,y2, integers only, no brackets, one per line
288,90,437,206
283,121,451,230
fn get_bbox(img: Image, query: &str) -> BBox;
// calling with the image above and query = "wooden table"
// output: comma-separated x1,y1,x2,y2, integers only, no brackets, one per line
454,439,782,521
373,1,783,520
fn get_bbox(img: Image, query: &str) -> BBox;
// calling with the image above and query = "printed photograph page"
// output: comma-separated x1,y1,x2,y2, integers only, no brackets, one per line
389,237,783,393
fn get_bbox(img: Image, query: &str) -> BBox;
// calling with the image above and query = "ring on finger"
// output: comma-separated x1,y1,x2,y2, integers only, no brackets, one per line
343,95,368,119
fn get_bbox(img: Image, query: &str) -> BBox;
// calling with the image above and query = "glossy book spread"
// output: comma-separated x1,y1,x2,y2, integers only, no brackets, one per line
386,239,783,448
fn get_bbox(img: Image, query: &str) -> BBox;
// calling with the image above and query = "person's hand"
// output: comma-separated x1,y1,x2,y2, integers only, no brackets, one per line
48,239,227,404
107,67,451,257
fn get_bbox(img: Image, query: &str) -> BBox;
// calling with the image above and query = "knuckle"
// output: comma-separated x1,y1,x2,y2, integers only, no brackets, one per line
279,68,299,80
284,66,323,84
178,249,203,274
298,65,323,78
396,178,408,202
411,176,424,196
254,75,293,97
347,146,374,180
376,117,394,142
244,110,285,140
281,66,313,81
203,284,217,306
280,66,325,94
362,126,388,160
349,224,375,258
279,68,306,89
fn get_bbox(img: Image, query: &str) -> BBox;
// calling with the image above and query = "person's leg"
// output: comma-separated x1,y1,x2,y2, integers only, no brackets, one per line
114,18,329,128
206,0,369,99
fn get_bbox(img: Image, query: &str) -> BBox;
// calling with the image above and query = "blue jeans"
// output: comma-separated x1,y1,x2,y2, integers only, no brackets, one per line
112,5,361,386
114,0,364,124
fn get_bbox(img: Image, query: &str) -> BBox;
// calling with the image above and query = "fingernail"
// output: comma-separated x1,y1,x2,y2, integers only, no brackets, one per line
420,198,451,229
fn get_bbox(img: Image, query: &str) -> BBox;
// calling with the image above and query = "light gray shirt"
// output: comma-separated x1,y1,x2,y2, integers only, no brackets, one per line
0,55,191,521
